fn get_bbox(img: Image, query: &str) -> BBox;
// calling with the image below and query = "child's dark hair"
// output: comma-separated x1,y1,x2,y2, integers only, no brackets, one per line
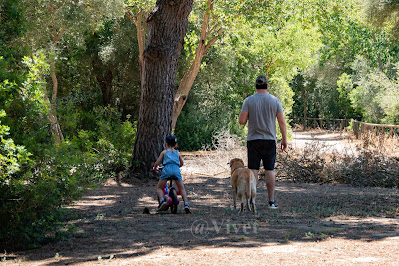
165,135,177,147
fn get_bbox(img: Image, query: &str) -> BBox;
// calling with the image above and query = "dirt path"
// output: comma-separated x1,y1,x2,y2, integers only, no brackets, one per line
2,131,399,265
3,176,399,265
290,130,362,154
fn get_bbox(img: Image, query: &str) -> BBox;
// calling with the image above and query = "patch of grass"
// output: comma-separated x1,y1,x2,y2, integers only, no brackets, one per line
230,235,247,242
224,208,235,215
95,214,106,220
285,229,301,241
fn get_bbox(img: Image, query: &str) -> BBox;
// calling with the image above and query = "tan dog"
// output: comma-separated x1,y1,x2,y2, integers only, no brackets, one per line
229,158,257,214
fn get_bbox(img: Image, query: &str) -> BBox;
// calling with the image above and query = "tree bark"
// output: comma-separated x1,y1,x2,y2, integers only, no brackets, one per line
49,56,64,144
49,22,66,144
129,0,193,177
301,85,307,130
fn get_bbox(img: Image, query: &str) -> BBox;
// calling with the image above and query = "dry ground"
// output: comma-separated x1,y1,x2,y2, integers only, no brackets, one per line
1,130,399,265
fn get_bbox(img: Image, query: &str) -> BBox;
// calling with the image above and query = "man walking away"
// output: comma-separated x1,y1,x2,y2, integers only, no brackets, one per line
238,75,288,209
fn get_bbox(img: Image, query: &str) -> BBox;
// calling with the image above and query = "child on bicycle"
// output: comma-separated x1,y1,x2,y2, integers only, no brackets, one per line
152,135,191,213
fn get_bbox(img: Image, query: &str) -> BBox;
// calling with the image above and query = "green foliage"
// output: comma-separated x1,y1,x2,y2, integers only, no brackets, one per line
336,73,360,118
176,83,245,151
0,104,136,249
2,0,399,251
23,0,125,50
124,0,156,12
76,106,137,172
0,0,27,83
348,57,399,123
365,0,399,38
1,54,53,156
0,140,102,249
1,53,135,250
0,110,31,180
54,16,142,116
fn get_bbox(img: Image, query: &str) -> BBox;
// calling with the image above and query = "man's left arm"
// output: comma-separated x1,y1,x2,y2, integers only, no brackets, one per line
277,112,287,151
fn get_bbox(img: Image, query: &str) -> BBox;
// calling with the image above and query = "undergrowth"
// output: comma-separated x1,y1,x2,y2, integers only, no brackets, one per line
188,128,399,189
276,131,399,188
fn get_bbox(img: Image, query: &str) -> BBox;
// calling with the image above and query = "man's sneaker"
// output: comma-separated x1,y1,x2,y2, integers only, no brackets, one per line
158,199,169,211
184,203,191,214
268,200,278,209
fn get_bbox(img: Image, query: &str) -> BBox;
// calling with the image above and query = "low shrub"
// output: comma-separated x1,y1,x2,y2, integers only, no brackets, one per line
276,132,399,188
0,106,136,250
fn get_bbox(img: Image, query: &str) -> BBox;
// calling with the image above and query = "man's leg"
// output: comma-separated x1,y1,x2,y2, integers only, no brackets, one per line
251,169,259,186
259,140,277,208
264,170,275,201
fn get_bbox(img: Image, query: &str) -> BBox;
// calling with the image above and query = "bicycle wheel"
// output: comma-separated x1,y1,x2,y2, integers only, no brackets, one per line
169,187,178,214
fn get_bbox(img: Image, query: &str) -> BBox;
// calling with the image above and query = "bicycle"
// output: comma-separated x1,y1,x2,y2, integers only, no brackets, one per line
153,166,187,214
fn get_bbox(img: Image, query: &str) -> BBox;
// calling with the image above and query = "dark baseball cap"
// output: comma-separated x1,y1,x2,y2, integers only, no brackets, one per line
165,135,177,145
256,75,268,86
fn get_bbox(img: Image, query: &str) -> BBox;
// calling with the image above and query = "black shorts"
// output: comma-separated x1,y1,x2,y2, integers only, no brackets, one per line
247,139,276,170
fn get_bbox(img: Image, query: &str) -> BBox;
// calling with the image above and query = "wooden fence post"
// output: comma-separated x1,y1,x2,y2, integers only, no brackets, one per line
353,120,359,139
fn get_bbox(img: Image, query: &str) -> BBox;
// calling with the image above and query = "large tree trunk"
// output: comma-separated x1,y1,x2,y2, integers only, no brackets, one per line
129,0,193,177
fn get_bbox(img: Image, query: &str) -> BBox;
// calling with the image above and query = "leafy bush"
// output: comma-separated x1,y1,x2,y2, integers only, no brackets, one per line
1,74,136,250
0,139,105,249
70,106,136,174
176,98,246,151
0,55,53,158
0,110,30,180
0,113,136,250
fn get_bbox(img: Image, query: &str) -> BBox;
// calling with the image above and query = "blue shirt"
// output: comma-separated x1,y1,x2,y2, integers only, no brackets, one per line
160,150,182,181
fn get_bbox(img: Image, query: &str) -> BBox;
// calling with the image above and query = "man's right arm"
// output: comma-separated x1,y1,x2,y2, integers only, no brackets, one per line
239,99,249,125
239,111,248,125
277,112,287,151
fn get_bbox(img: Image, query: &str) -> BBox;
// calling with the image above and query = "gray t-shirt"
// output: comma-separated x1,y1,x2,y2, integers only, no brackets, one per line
241,93,283,141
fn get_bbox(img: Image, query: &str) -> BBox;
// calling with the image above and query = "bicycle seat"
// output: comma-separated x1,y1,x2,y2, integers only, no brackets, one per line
166,176,179,181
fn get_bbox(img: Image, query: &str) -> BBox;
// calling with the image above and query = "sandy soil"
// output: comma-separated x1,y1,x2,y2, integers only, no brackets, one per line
290,130,362,154
1,131,399,265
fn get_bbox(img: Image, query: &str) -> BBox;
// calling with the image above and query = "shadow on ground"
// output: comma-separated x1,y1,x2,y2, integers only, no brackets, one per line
6,172,399,265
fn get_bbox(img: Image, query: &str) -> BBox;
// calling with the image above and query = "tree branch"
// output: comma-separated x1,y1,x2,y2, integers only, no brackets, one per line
49,0,64,12
204,28,222,54
126,7,138,25
266,58,275,77
53,25,66,44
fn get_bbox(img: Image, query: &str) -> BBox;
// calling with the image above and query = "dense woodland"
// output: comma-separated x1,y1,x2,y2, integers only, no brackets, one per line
1,0,398,249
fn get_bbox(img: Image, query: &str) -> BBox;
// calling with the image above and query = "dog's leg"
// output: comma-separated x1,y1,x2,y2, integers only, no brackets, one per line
246,180,252,212
232,187,237,210
250,175,257,214
239,202,244,214
251,197,256,214
247,198,252,212
237,191,244,214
